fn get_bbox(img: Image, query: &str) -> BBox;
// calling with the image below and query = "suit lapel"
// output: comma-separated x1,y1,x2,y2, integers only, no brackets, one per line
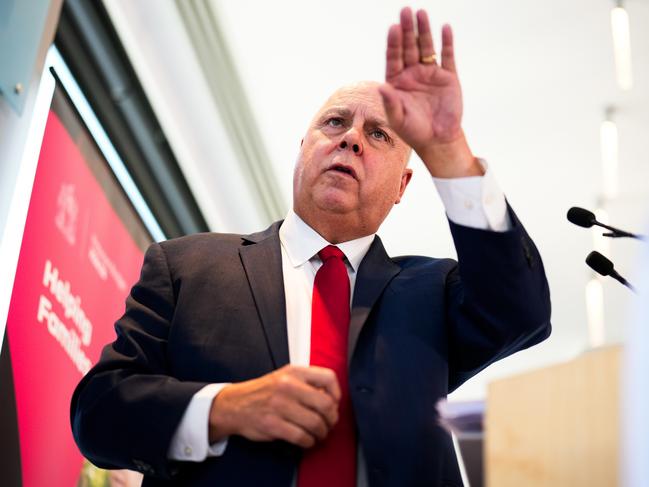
349,236,400,360
238,223,399,367
239,222,290,369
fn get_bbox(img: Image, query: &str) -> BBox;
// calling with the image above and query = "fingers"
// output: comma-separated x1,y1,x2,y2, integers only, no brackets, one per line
293,365,341,402
278,366,341,425
386,8,455,78
278,398,330,442
400,7,419,66
416,9,435,62
265,416,318,449
385,24,403,79
274,368,339,426
270,366,340,447
213,366,342,449
292,379,339,428
441,24,457,73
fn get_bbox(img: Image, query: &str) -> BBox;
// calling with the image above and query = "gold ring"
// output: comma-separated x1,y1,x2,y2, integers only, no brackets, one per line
420,53,437,64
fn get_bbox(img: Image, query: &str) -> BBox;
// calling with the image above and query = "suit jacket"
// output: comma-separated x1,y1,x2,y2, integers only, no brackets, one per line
71,207,551,487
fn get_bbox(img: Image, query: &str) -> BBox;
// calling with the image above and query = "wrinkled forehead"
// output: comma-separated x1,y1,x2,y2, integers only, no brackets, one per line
313,82,386,123
307,82,413,163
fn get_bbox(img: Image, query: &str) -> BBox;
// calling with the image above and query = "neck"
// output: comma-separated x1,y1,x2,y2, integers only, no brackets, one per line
293,207,376,244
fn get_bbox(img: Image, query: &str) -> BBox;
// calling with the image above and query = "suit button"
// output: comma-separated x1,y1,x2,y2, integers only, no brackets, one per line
356,386,373,393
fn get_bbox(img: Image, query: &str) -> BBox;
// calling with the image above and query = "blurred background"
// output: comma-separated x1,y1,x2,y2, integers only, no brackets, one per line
100,0,649,400
1,0,647,485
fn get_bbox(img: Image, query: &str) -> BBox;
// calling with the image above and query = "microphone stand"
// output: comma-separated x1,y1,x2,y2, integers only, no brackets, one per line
609,270,637,293
595,222,647,241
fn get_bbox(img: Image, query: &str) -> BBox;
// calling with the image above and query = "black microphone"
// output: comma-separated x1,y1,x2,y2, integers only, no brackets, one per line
567,206,646,240
585,251,636,292
567,207,596,228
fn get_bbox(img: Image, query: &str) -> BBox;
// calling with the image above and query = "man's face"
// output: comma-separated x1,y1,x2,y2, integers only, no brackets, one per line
293,83,412,239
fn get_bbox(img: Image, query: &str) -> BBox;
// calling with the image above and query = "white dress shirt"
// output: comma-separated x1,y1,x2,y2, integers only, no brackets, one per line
167,161,509,463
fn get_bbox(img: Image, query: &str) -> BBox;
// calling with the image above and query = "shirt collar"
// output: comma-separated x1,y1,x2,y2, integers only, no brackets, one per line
279,209,375,272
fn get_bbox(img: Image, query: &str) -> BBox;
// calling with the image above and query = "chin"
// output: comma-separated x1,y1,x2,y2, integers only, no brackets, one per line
314,190,356,214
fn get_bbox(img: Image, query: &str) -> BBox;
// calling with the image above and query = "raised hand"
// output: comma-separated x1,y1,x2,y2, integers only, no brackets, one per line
379,7,482,178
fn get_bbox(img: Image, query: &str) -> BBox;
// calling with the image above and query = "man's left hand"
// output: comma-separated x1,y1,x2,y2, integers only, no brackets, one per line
379,7,483,178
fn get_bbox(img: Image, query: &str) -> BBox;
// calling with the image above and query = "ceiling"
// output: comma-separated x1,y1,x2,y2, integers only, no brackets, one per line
102,0,649,400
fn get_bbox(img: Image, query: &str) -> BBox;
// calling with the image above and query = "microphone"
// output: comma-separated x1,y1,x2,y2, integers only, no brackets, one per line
567,207,596,228
567,206,646,240
585,251,636,292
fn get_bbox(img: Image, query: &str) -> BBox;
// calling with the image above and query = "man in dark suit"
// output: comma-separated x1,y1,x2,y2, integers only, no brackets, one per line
71,7,551,487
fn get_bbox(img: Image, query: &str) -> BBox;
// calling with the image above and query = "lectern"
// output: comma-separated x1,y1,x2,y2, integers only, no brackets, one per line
485,345,621,487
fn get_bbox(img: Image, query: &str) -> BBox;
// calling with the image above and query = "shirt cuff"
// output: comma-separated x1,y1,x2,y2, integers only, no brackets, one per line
432,159,510,232
167,383,230,461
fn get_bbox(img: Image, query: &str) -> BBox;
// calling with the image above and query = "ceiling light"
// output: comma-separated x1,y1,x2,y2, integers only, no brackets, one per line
611,5,633,90
600,115,619,200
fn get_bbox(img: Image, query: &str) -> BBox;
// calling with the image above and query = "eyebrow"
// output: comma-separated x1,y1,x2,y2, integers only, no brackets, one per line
321,107,390,130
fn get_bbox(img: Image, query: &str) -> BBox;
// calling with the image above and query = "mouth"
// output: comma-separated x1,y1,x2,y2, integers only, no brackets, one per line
325,163,358,180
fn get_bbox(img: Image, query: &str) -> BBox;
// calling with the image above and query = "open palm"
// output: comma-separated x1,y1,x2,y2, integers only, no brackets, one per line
379,9,464,153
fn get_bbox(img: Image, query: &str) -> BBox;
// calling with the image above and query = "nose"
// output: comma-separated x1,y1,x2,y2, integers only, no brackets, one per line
338,130,363,156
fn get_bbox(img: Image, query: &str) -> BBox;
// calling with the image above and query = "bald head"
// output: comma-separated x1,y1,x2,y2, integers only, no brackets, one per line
315,81,382,119
291,81,414,243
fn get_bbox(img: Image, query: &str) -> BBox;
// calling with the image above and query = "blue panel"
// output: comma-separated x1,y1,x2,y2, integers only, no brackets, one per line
0,0,51,115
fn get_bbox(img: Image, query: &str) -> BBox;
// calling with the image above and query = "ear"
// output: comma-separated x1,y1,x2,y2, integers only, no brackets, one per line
395,168,413,204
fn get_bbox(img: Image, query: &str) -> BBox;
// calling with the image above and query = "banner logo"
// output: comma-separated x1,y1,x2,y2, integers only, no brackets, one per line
55,183,78,246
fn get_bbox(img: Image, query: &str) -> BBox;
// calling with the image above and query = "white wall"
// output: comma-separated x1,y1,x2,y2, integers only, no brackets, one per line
99,0,649,401
211,0,649,400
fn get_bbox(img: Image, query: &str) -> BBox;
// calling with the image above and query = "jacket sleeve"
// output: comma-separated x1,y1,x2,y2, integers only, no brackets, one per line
70,242,209,479
445,204,552,392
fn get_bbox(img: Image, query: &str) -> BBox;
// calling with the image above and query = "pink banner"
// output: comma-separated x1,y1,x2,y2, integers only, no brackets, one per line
6,109,146,486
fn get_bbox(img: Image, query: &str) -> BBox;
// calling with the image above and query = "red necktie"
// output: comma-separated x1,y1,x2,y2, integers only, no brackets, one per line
297,245,356,487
